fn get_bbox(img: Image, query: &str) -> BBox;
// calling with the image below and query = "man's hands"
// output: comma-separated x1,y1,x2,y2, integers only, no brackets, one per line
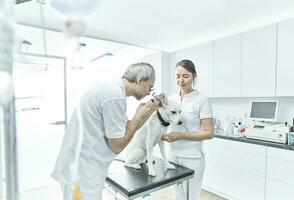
108,93,166,154
153,93,166,106
134,93,166,129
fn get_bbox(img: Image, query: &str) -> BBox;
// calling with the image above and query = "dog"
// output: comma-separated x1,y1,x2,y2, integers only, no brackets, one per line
121,97,182,177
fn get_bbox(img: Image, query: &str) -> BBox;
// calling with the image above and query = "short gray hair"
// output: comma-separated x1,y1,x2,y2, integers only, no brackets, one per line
123,62,155,83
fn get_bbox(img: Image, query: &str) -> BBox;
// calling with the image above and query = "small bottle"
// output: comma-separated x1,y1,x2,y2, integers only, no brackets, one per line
233,127,239,135
223,116,232,135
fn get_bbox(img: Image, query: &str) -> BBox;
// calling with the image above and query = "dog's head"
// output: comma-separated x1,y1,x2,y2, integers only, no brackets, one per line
158,99,182,125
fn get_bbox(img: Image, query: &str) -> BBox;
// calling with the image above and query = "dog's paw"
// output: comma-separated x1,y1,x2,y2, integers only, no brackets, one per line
165,162,176,170
124,163,142,170
133,164,142,170
149,169,157,177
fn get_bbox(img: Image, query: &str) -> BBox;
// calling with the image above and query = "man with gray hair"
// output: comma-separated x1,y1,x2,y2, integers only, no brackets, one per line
52,62,163,200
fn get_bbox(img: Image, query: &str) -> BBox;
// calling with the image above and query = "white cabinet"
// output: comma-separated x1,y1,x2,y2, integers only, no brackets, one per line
213,35,241,97
169,24,278,98
203,139,294,200
240,24,277,97
203,138,266,200
266,180,294,200
205,162,265,200
276,18,294,96
170,42,214,97
266,147,294,200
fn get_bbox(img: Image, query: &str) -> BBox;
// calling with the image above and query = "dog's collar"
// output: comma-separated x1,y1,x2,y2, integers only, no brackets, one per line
156,110,170,127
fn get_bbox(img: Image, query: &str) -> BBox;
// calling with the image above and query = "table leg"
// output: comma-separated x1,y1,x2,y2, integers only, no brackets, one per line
104,184,124,200
186,180,189,200
115,190,118,200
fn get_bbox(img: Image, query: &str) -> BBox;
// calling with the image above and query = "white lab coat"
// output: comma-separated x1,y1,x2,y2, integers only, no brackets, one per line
52,79,128,198
168,89,213,200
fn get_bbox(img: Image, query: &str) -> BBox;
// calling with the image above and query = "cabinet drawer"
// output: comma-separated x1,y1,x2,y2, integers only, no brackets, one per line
266,179,294,200
267,147,294,162
267,157,294,186
205,144,266,176
206,138,266,156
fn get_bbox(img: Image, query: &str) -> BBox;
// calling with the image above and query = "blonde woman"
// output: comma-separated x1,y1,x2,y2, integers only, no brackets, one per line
162,59,214,200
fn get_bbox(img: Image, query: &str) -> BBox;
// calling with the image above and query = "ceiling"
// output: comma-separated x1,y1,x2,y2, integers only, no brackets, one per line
14,0,294,52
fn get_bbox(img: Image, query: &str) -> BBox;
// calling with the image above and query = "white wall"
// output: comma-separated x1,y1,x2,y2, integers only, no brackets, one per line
67,46,157,119
141,52,172,159
141,51,171,94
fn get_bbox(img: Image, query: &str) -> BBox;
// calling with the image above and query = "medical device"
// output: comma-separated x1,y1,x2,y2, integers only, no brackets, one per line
249,100,278,122
146,92,162,104
246,122,290,144
245,100,290,144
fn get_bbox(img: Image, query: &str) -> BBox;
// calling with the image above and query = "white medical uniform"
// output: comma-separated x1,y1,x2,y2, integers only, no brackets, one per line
168,89,213,200
52,79,128,200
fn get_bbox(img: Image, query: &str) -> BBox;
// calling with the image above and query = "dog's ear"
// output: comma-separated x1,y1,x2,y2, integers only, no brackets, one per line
160,96,168,107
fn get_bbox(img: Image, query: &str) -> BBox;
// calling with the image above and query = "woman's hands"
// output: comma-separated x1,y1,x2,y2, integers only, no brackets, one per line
162,132,182,143
162,118,214,143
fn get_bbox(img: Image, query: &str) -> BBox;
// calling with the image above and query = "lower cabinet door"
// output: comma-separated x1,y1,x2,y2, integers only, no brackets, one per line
266,150,294,200
266,179,294,200
203,162,265,200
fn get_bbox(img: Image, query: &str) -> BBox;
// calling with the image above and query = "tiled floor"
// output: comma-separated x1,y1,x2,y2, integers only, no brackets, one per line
141,186,226,200
18,185,62,200
15,184,226,200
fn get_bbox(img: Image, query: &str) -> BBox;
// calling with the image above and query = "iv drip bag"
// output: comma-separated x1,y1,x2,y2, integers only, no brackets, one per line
49,0,99,20
48,0,100,37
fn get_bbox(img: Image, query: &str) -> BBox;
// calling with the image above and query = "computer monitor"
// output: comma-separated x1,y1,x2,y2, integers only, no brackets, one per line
249,100,278,122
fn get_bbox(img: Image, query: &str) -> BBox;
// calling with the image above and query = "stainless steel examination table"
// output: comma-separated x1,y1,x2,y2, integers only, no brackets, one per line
105,158,194,200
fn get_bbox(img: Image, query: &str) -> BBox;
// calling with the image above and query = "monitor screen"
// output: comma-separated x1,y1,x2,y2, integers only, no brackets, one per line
249,101,278,122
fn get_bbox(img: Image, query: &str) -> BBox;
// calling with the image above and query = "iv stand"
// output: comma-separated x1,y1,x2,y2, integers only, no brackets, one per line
1,103,19,200
0,0,19,199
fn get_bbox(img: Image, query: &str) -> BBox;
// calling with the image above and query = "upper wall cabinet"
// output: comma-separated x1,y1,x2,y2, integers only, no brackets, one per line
240,24,277,97
213,35,241,97
276,18,294,96
170,42,214,97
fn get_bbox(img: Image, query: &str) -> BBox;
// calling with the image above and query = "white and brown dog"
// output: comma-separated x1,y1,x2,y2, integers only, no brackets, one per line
121,97,182,177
